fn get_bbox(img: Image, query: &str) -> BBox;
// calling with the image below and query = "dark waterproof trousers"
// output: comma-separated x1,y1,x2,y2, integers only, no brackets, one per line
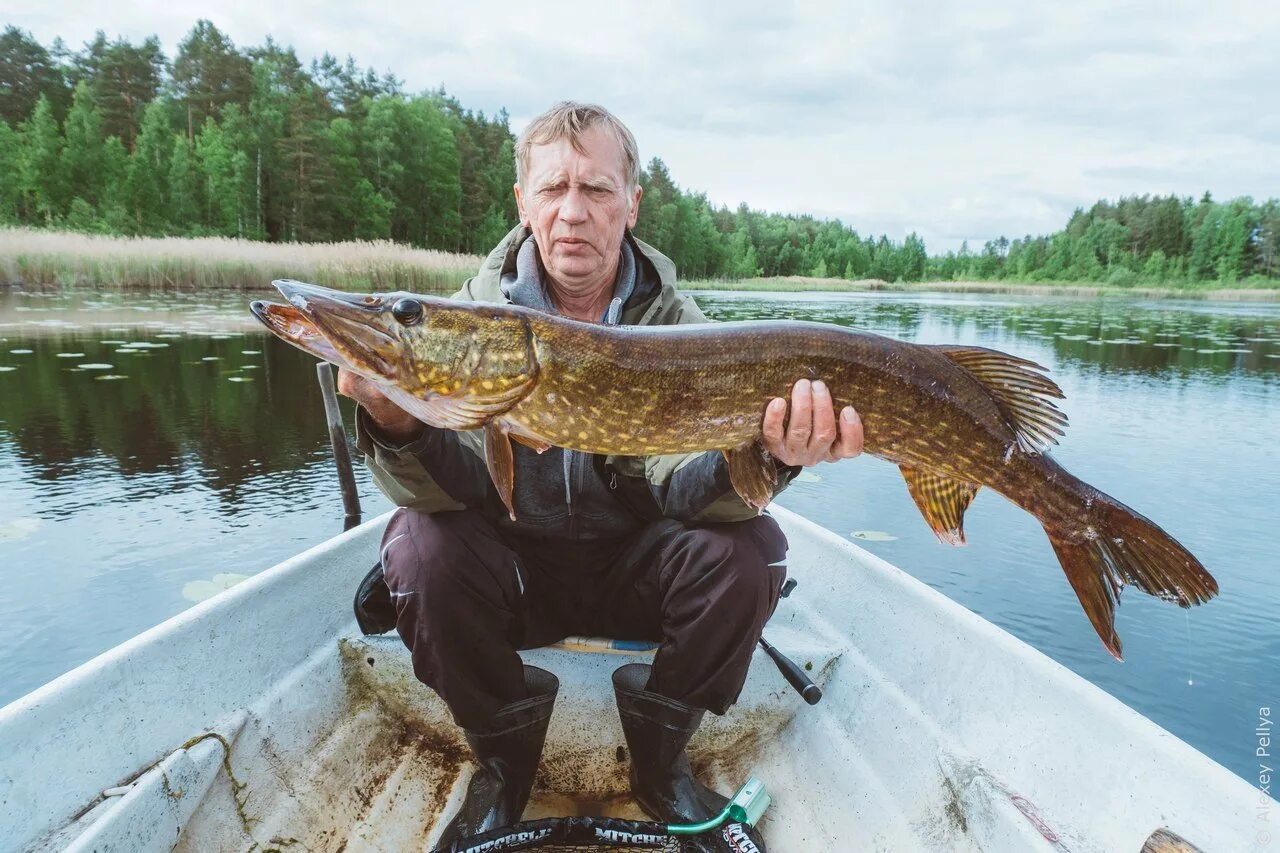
380,508,788,731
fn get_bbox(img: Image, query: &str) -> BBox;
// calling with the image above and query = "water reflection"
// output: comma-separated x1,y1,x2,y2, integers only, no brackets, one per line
698,291,1280,380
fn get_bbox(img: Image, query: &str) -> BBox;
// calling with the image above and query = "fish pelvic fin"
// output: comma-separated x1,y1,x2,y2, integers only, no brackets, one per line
1046,491,1219,660
900,466,980,545
933,345,1068,454
483,421,517,521
724,441,778,512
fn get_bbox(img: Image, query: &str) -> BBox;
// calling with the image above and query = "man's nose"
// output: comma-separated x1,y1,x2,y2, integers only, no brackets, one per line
558,187,588,224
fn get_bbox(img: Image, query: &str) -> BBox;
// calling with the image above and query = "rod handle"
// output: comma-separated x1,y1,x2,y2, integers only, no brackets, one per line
758,636,822,705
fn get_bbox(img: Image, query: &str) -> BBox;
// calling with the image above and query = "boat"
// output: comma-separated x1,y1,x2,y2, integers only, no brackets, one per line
0,505,1266,852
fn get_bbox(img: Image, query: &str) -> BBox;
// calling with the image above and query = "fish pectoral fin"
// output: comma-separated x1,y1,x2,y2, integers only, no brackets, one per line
483,421,517,521
900,466,980,545
724,442,778,513
933,344,1069,454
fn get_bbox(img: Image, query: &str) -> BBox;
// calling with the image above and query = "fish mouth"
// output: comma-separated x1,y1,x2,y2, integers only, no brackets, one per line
270,280,402,380
249,300,353,368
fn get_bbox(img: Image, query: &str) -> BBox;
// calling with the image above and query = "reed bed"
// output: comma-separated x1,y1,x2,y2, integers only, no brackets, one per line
0,229,482,292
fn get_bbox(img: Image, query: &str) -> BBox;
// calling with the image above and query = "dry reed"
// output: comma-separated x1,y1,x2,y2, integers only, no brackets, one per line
0,228,482,292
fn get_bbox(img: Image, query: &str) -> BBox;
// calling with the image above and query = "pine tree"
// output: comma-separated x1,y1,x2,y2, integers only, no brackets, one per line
172,20,253,139
0,26,70,125
83,34,166,148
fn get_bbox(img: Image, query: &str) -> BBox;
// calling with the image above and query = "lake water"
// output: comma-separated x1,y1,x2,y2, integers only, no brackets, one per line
0,287,1276,785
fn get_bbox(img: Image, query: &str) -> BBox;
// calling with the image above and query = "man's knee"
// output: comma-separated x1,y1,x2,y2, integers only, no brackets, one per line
381,508,501,599
666,515,788,600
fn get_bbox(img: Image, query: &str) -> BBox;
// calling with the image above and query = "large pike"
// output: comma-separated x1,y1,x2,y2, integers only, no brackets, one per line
251,280,1218,658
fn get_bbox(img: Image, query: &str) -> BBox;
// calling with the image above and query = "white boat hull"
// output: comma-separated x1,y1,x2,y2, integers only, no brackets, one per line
0,506,1268,852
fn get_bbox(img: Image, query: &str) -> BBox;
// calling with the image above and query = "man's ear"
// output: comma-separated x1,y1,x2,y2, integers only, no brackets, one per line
627,184,643,229
513,183,529,226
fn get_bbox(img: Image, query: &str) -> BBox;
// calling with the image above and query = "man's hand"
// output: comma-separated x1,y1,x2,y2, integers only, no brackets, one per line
762,379,864,467
336,368,424,445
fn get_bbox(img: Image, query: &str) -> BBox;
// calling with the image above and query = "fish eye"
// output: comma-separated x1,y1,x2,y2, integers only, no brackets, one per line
391,298,423,326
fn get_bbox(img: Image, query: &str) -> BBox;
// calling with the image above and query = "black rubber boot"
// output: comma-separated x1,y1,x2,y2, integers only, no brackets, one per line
434,665,558,849
613,663,768,853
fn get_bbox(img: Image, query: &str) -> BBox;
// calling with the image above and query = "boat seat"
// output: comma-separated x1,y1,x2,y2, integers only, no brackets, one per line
545,636,658,654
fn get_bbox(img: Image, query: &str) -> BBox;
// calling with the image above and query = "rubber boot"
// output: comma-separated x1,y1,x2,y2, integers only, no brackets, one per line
613,663,768,853
434,665,558,849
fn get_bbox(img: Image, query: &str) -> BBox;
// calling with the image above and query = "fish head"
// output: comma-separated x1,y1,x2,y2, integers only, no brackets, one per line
267,280,537,403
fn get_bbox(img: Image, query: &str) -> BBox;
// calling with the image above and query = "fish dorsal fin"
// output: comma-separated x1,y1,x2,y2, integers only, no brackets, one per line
900,466,980,545
934,345,1068,453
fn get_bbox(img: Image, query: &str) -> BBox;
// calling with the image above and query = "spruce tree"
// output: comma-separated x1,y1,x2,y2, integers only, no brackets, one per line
127,100,172,232
167,134,199,231
18,94,64,223
0,119,20,222
61,81,106,207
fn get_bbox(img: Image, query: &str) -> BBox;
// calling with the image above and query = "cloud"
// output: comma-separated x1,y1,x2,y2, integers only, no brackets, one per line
10,0,1280,251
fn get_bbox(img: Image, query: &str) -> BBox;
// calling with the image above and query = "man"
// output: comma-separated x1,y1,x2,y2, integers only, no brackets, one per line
340,102,863,851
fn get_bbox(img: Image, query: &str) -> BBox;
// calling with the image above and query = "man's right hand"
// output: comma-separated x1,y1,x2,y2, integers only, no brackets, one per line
336,368,424,444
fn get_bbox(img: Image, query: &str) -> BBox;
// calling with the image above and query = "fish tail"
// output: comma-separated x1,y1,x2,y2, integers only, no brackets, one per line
1044,489,1218,660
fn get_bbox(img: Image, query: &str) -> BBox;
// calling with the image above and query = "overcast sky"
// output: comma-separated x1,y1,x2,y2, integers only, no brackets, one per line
9,1,1279,251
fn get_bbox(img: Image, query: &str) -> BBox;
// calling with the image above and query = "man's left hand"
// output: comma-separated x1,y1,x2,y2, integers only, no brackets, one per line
762,379,864,467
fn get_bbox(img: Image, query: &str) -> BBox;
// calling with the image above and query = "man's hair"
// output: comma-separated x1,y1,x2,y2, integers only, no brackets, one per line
515,101,640,191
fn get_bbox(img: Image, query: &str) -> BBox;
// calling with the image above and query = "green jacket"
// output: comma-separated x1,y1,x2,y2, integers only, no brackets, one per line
355,224,797,538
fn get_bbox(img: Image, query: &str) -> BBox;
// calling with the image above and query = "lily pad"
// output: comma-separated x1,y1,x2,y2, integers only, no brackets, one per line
0,517,42,543
95,374,128,381
241,350,261,355
227,376,253,382
56,352,86,358
181,572,252,603
201,356,221,362
78,363,113,370
8,349,32,354
850,530,898,541
0,366,16,372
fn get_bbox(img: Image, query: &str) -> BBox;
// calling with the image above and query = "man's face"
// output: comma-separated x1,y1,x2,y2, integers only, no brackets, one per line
515,126,642,291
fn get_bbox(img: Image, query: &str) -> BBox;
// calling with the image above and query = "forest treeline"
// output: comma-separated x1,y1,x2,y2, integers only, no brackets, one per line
1,21,1277,286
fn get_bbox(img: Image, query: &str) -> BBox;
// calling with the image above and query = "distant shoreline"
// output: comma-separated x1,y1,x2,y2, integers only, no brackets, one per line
685,276,1280,302
2,230,1277,302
